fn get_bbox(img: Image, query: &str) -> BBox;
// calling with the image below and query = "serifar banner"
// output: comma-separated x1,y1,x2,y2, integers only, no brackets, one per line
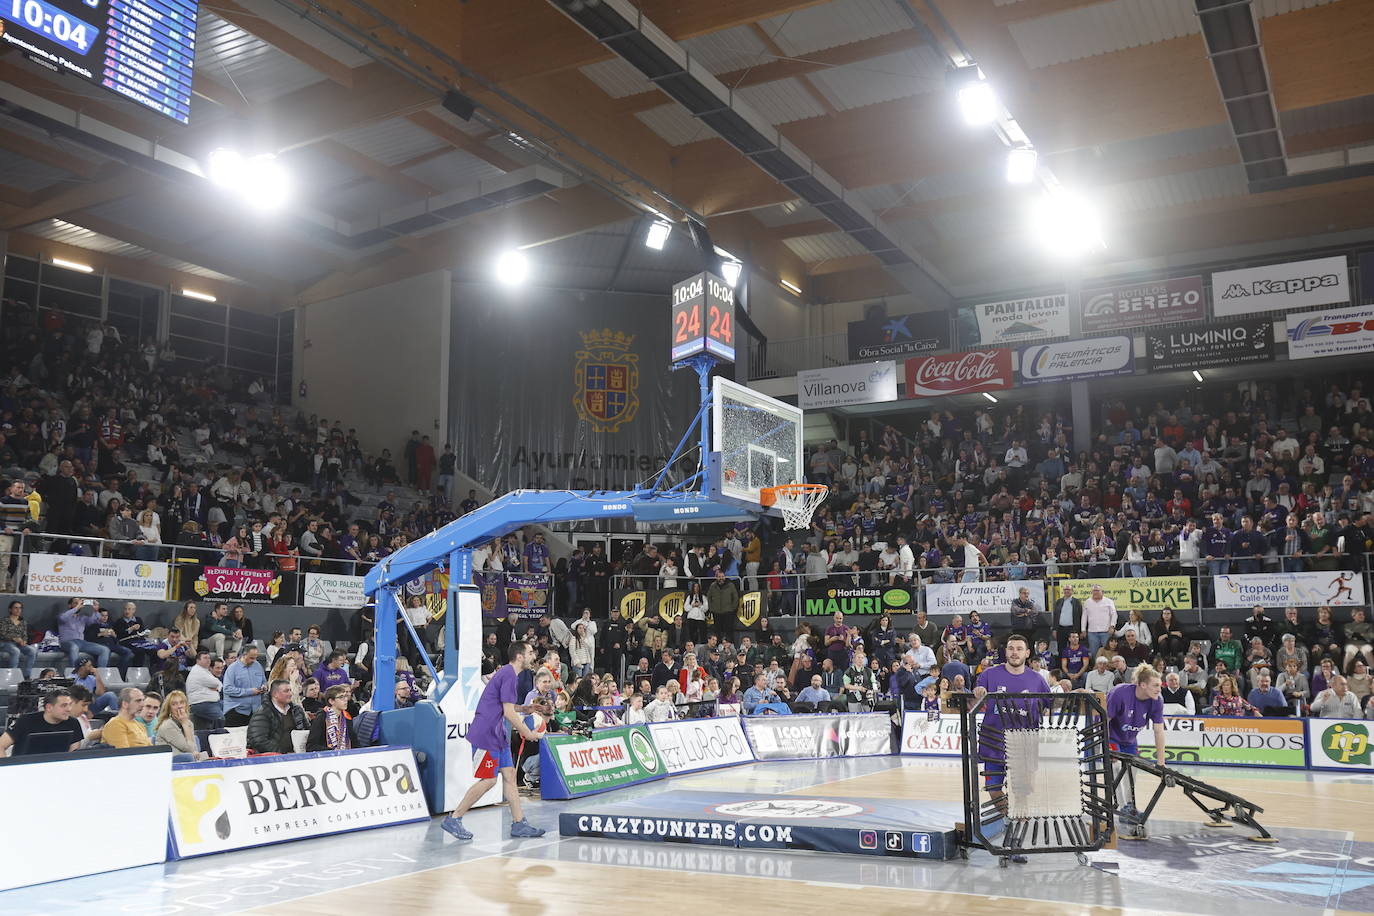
961,294,1071,345
1147,318,1275,372
1080,276,1206,332
648,718,755,775
846,310,950,360
743,713,892,760
540,726,665,799
1213,255,1350,316
797,361,897,410
25,555,169,601
1212,572,1366,608
167,747,428,858
904,348,1013,398
923,580,1043,618
193,567,281,601
1285,304,1374,361
1018,336,1135,385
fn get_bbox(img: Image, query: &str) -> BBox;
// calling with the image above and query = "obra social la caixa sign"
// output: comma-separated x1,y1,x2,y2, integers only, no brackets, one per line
168,747,427,858
904,349,1013,399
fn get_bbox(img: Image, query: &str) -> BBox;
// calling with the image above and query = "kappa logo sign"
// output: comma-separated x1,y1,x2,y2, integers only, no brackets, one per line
1225,272,1342,300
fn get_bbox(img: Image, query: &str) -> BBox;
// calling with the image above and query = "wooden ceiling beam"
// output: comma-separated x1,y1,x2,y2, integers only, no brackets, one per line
405,111,522,172
315,139,437,199
1,167,160,230
211,0,356,88
0,129,102,180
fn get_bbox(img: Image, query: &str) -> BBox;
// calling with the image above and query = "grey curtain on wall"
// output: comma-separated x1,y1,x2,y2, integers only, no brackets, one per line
449,283,700,494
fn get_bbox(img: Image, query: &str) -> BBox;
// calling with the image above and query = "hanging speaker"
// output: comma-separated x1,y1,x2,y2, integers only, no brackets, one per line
442,89,476,122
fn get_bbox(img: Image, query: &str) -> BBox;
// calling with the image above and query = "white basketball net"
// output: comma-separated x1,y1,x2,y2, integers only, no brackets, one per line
771,485,829,530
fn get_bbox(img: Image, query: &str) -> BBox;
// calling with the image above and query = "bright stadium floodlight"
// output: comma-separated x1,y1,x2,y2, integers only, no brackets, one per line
949,66,998,126
720,259,743,288
494,249,529,285
645,219,672,250
1006,147,1038,184
1028,190,1105,258
206,148,244,187
206,149,290,211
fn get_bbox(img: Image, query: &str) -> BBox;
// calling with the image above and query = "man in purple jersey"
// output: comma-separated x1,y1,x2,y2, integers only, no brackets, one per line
441,643,546,841
1106,664,1166,838
977,634,1047,865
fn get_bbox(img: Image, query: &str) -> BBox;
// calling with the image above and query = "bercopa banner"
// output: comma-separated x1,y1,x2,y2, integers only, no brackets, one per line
1080,276,1205,333
924,581,1043,618
1213,572,1366,608
1212,255,1350,316
1147,318,1275,372
1018,336,1135,385
797,361,897,410
960,294,1071,345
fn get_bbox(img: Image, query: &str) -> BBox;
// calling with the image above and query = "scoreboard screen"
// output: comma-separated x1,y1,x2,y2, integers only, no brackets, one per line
1,0,199,125
671,271,735,364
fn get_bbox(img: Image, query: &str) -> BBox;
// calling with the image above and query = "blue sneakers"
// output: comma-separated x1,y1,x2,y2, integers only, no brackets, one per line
510,818,546,838
440,815,473,840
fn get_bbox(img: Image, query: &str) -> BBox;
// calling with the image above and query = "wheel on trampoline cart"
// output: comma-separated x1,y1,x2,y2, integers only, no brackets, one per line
1203,819,1233,828
1248,835,1278,843
1076,852,1090,867
998,856,1009,869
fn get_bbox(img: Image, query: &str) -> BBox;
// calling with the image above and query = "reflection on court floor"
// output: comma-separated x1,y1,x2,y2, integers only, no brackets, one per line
3,757,1373,916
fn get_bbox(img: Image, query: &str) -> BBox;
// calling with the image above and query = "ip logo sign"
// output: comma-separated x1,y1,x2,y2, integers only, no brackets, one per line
1320,722,1372,767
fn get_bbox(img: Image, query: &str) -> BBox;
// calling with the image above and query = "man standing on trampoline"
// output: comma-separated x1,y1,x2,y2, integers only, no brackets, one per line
1106,664,1166,838
978,633,1047,864
442,643,547,841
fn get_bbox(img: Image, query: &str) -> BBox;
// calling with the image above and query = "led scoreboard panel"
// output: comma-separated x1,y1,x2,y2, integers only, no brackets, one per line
670,271,736,364
0,0,198,124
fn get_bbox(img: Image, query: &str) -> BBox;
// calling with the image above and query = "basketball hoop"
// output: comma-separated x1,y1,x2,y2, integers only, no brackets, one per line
761,483,829,530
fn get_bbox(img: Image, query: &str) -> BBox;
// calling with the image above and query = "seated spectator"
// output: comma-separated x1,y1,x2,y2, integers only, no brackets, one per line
301,625,329,670
202,603,242,658
1161,672,1195,715
1084,656,1117,694
1312,657,1338,695
103,687,151,748
314,651,351,690
306,685,354,751
796,675,837,712
644,685,679,723
1344,608,1374,673
247,678,308,754
1247,672,1288,715
68,656,118,713
155,691,205,761
1349,660,1373,704
301,678,324,718
0,689,82,755
1119,630,1151,667
1276,658,1311,710
138,692,163,739
1213,625,1244,673
1312,675,1362,719
1210,675,1261,717
1060,632,1091,687
622,692,647,724
0,599,38,678
1275,633,1309,674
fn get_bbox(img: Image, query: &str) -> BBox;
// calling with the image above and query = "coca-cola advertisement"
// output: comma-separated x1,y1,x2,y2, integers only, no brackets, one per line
904,349,1013,398
194,566,283,600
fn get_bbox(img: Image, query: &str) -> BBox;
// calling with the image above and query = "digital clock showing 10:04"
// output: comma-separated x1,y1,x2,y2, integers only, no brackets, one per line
3,0,99,54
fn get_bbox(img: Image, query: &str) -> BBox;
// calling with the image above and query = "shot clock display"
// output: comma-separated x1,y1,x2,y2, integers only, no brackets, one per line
670,271,736,364
0,0,199,124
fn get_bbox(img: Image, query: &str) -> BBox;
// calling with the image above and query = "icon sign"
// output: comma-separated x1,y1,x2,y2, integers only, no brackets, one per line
858,830,878,850
885,831,904,852
912,833,931,854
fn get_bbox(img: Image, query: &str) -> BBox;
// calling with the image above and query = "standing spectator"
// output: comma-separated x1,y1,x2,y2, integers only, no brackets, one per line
414,436,436,492
683,582,708,646
706,569,740,633
36,459,79,542
1009,585,1040,643
0,599,38,678
568,623,595,678
223,645,267,726
173,601,201,651
437,445,456,502
1081,585,1118,656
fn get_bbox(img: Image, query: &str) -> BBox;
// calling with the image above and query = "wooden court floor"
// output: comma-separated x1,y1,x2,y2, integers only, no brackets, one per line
248,759,1374,916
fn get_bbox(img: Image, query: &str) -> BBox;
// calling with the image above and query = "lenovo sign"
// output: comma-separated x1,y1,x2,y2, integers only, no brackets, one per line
904,349,1013,399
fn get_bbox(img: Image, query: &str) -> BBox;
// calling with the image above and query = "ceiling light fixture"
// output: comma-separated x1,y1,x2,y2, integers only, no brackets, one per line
644,219,672,250
1006,147,1038,184
180,289,217,303
1192,370,1204,383
720,260,743,288
51,257,93,273
982,392,998,403
494,249,529,285
949,66,998,126
780,279,801,296
1028,190,1106,258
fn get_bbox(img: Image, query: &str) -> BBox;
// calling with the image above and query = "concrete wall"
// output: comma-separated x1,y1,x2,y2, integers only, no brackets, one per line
291,269,452,458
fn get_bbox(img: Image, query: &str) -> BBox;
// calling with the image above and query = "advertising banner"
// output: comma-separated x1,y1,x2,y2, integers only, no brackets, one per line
167,747,428,858
1213,255,1350,316
648,718,755,775
25,554,169,601
847,310,950,360
539,725,666,799
924,580,1042,619
802,582,914,616
1018,336,1135,386
1285,304,1374,361
798,361,898,410
302,572,366,608
1055,576,1191,612
962,294,1070,345
1213,572,1366,608
475,570,508,621
1307,719,1374,771
436,589,502,812
904,348,1014,398
193,566,281,601
1139,717,1305,769
1147,318,1275,373
1080,276,1206,332
899,711,977,757
744,713,891,760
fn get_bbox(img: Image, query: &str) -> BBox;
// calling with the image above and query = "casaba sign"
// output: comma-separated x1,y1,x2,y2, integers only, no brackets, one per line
847,310,950,360
1213,255,1350,316
451,283,698,493
904,348,1013,398
802,582,914,616
1147,318,1275,372
1081,276,1206,332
